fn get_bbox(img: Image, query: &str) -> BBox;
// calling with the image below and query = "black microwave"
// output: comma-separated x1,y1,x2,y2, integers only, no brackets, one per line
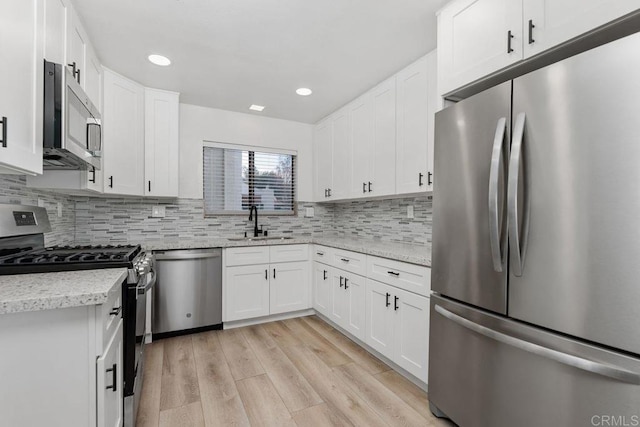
43,60,101,170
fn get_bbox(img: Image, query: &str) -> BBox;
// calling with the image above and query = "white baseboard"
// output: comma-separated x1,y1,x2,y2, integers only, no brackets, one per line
222,308,315,329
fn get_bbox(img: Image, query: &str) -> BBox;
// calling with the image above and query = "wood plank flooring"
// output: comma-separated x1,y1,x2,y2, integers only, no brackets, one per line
137,315,455,427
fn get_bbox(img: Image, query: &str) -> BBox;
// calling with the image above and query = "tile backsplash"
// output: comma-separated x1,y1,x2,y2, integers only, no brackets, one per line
0,175,75,246
0,175,432,247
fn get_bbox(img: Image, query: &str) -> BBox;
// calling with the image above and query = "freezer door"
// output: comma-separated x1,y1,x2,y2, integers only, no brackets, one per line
432,81,510,314
509,31,640,355
429,295,640,427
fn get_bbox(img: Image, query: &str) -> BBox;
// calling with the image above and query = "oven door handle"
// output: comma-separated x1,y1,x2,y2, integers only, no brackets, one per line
137,270,156,294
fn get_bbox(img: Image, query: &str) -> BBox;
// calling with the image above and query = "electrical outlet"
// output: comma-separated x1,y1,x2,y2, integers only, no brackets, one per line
57,202,63,217
37,199,45,208
407,205,414,219
152,206,166,218
305,207,315,218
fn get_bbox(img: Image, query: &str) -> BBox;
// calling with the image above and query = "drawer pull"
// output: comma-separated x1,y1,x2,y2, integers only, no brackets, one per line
106,363,117,392
109,306,121,316
387,271,400,277
340,258,350,263
316,252,324,256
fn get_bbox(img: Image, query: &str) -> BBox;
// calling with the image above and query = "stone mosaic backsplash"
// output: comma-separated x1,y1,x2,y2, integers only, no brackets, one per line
0,174,432,247
0,175,75,246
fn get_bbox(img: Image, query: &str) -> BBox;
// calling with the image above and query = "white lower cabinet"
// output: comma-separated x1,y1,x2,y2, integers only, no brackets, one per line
365,279,430,382
97,320,123,427
270,261,310,315
330,269,366,341
225,264,270,322
312,262,331,316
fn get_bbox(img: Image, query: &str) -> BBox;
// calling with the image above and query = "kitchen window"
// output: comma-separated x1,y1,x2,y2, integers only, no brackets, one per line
203,144,296,215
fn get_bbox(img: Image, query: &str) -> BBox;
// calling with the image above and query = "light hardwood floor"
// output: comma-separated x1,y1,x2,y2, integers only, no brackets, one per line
137,315,455,427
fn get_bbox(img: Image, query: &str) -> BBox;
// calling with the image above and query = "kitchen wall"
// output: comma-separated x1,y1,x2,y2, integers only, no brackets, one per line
0,175,75,246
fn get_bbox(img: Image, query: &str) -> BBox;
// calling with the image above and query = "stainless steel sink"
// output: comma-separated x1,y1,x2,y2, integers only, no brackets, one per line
227,236,294,242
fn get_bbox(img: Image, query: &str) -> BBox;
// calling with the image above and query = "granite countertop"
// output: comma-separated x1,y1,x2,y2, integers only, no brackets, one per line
144,235,431,267
0,268,128,315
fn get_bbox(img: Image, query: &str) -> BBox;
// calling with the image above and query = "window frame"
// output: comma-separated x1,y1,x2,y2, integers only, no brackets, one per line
202,141,298,217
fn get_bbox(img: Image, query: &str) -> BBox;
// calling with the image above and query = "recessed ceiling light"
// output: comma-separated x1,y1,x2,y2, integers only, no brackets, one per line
296,88,313,96
148,54,171,66
249,105,265,112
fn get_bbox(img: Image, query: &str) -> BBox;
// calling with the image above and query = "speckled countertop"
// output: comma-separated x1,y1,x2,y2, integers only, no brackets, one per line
0,268,128,315
144,235,431,267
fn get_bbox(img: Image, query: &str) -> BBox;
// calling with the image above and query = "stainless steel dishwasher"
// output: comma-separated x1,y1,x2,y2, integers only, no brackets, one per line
152,248,222,338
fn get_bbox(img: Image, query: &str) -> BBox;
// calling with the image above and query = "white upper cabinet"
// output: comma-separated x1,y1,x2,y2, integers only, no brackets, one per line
314,118,333,200
85,45,103,111
43,0,68,65
144,88,179,197
369,77,397,197
396,54,436,194
0,0,44,175
437,0,523,96
349,94,373,197
66,7,87,88
102,68,145,196
331,107,352,200
523,0,639,57
438,0,639,96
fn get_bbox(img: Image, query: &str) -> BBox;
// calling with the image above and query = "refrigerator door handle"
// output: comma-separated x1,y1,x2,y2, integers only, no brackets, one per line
508,112,531,276
489,117,507,272
434,304,640,385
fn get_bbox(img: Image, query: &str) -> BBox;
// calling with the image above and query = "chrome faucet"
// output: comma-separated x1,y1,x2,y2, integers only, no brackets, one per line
248,205,264,238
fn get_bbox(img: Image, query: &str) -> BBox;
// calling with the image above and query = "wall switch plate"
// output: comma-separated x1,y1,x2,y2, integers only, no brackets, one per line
305,207,315,218
57,202,63,217
37,199,45,208
152,206,166,218
407,205,414,219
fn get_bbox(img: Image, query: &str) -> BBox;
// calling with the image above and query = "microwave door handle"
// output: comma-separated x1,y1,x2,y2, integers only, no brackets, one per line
489,117,507,272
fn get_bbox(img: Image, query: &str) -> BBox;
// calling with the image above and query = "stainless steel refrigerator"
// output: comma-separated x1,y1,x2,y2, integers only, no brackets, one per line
429,31,640,427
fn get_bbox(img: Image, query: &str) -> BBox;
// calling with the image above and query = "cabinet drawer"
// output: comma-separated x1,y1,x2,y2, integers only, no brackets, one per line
367,256,430,297
100,280,123,349
331,249,367,276
313,245,333,264
226,246,270,266
269,244,309,263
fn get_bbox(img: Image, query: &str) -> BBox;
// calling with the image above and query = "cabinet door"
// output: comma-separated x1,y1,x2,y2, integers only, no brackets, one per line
331,107,352,200
344,273,366,341
144,88,180,197
97,319,123,427
365,279,395,360
330,270,348,328
393,288,429,383
350,94,373,198
67,8,87,88
270,261,310,315
43,0,68,64
102,69,144,196
369,77,396,197
225,264,270,321
395,56,431,195
523,0,640,58
437,0,523,96
313,263,331,316
85,46,102,112
0,0,44,175
314,119,333,201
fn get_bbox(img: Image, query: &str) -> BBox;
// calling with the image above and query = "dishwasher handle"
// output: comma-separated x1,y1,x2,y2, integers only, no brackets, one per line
154,249,222,261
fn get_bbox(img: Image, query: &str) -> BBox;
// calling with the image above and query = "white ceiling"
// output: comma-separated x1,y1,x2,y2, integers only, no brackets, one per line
74,0,447,123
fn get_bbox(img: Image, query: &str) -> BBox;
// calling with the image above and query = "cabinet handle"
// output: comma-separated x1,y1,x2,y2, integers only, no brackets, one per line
89,167,96,183
340,258,350,263
368,181,372,192
106,363,117,392
418,173,424,186
76,68,81,84
528,20,535,44
394,296,399,311
148,180,151,192
109,306,121,316
68,62,80,83
109,176,113,188
328,188,332,197
339,276,344,288
323,270,327,280
363,182,366,193
428,172,433,186
507,30,514,53
0,116,6,148
273,268,276,279
265,269,268,280
386,292,391,307
387,271,400,277
344,277,349,289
